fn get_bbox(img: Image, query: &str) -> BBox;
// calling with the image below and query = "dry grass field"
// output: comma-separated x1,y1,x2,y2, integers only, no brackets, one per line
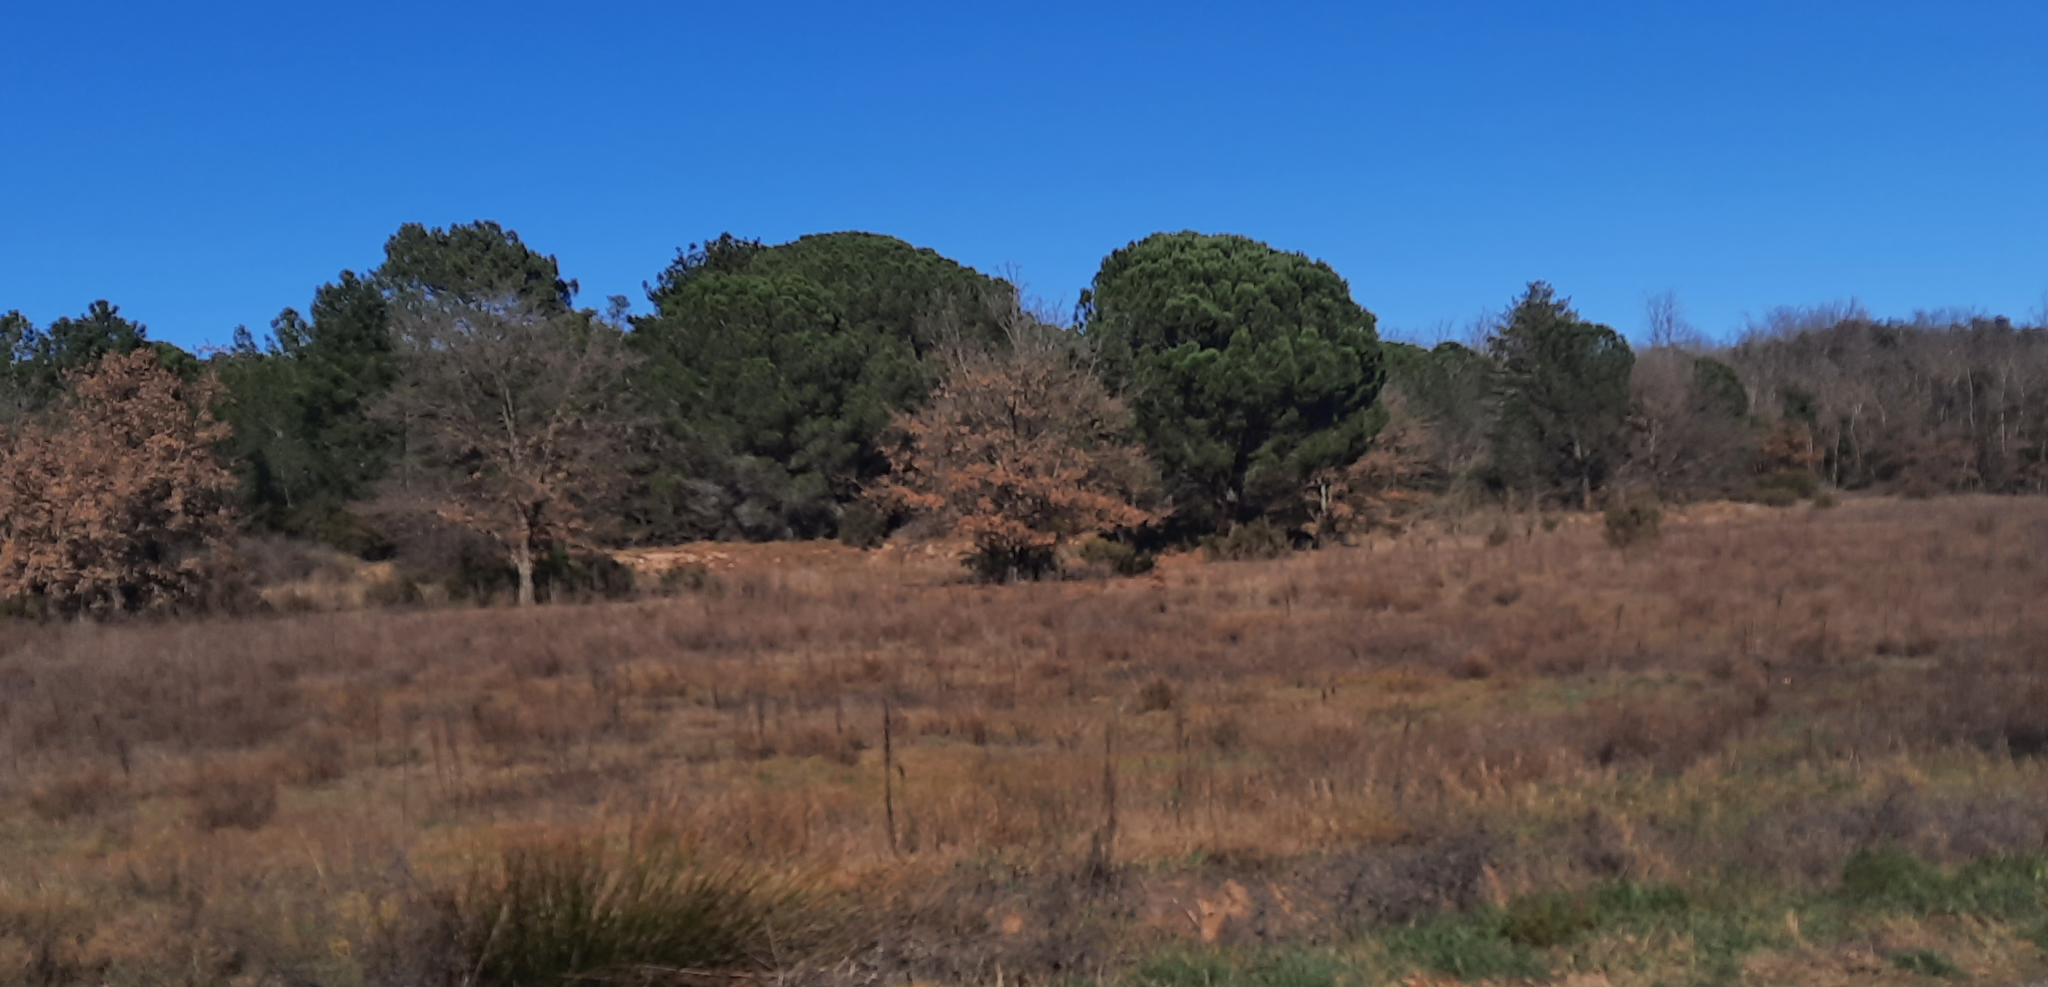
4,496,2048,986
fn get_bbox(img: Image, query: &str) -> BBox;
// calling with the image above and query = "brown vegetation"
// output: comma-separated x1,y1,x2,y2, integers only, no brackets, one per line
877,313,1153,581
2,496,2047,984
0,350,237,614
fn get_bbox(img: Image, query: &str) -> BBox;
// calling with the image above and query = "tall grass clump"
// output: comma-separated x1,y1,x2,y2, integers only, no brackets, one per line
443,833,796,985
1602,499,1662,547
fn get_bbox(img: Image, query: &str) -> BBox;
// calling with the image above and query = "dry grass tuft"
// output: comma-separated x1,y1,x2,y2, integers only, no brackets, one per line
26,767,122,822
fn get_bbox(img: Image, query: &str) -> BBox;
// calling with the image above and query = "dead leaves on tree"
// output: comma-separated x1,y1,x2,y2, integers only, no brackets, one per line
0,350,237,614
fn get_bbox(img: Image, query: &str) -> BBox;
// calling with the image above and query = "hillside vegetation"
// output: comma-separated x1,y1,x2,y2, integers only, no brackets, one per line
9,223,2048,616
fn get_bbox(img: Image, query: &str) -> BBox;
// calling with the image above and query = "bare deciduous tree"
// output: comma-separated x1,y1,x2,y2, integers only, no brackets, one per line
1622,348,1754,498
1644,289,1704,351
377,296,639,606
0,350,237,614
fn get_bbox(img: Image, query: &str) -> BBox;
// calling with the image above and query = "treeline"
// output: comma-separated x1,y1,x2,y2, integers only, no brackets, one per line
4,220,2045,612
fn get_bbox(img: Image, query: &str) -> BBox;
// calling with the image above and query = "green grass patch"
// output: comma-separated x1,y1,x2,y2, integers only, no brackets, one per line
1384,913,1553,982
1889,947,1966,980
1124,949,1347,987
1128,952,1236,987
1121,856,2048,987
1839,847,2048,919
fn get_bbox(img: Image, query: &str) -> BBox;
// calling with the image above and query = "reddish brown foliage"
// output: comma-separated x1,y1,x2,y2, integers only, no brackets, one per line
1304,394,1433,542
877,326,1153,578
0,350,236,614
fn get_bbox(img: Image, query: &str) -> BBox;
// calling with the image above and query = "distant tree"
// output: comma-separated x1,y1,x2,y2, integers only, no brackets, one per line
1643,289,1705,350
1302,392,1434,544
644,233,767,300
0,350,238,615
876,305,1153,581
215,220,572,543
381,220,577,311
629,232,1010,540
1080,231,1384,532
0,302,171,410
214,272,398,541
1381,340,1495,489
36,300,148,372
1487,282,1635,509
1624,348,1753,498
1725,312,2048,493
376,296,639,606
0,310,33,419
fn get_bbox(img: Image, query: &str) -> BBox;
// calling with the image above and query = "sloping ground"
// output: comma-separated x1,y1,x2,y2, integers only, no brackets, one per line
2,496,2047,985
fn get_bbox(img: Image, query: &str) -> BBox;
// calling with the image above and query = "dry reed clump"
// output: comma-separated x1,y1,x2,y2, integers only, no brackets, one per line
374,830,806,987
2,496,2047,983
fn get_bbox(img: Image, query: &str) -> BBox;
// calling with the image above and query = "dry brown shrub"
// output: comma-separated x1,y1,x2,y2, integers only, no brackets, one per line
0,350,237,614
1449,651,1496,680
1135,675,1176,712
1577,694,1756,773
188,760,279,832
874,314,1153,581
26,767,122,822
281,726,348,786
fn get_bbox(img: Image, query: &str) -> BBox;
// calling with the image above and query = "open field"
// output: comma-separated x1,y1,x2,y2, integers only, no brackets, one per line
4,496,2048,986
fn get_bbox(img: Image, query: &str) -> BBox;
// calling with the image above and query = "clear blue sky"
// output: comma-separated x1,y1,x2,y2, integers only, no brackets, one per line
4,0,2045,351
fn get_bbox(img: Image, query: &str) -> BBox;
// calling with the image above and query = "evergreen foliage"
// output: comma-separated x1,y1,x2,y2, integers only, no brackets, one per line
212,221,572,545
1487,282,1635,508
628,232,1010,541
1080,231,1384,531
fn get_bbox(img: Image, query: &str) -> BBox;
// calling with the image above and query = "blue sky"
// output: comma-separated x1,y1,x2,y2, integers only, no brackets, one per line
4,0,2044,351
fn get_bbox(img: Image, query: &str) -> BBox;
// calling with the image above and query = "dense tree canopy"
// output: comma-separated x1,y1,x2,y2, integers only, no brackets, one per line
19,213,2045,604
214,273,396,541
1725,312,2048,493
0,302,163,412
213,221,571,543
1487,282,1636,508
1382,340,1495,486
628,232,1011,540
381,220,576,311
1080,231,1384,530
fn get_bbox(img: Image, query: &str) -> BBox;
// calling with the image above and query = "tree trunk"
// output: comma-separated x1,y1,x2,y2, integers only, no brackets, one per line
1581,469,1593,512
513,541,536,607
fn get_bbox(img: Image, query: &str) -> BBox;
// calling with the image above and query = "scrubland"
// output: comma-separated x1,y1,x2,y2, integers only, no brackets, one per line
3,496,2047,986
